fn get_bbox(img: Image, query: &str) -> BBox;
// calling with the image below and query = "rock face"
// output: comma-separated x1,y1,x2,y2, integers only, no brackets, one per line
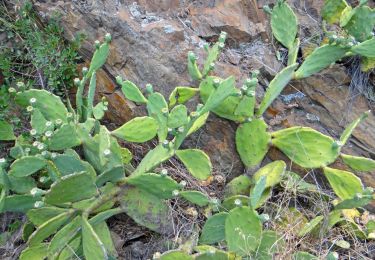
31,1,374,188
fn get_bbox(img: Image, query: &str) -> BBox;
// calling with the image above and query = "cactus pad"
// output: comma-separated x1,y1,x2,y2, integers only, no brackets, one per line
221,195,250,211
167,105,188,129
44,172,98,205
199,212,228,244
351,38,375,58
342,5,375,42
250,175,267,209
82,217,108,260
187,112,210,136
27,207,69,226
224,175,252,198
0,120,15,141
9,156,46,177
294,44,348,79
31,109,47,134
112,116,158,143
340,110,369,145
180,190,210,207
187,52,202,80
298,215,324,237
147,93,169,141
271,127,340,168
253,160,286,188
160,250,193,260
236,119,271,167
49,124,81,151
168,86,199,107
176,149,212,180
321,0,349,24
19,244,48,260
288,38,300,66
225,206,262,255
133,144,174,175
16,89,68,123
256,230,279,259
118,79,147,103
88,40,110,77
120,187,172,233
1,194,40,213
127,173,180,199
341,153,375,172
271,1,298,49
323,167,363,200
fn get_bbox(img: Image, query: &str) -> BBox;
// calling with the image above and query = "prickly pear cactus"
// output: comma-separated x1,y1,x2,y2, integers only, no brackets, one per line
271,127,340,168
342,4,375,42
322,0,349,24
341,154,375,172
270,0,298,49
235,119,270,167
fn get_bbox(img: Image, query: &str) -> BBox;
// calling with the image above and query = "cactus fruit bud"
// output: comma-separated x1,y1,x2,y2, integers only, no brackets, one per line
74,78,80,86
209,62,215,71
30,187,46,197
25,148,31,153
105,33,112,43
152,252,161,259
355,193,363,199
29,97,37,104
247,90,255,97
332,141,342,150
30,129,37,136
161,169,168,176
196,103,204,111
218,42,225,49
146,84,153,94
17,81,25,88
45,131,53,138
103,149,111,156
172,190,179,197
366,187,374,193
45,121,52,127
234,199,242,206
190,111,198,118
27,106,33,112
8,87,16,93
331,252,339,259
213,78,221,88
115,76,122,84
39,176,49,183
55,119,62,125
259,213,270,222
34,201,44,208
32,141,39,147
203,43,209,52
178,126,184,133
162,140,169,148
0,158,5,164
51,152,57,158
37,143,45,150
179,180,187,188
188,51,197,62
241,85,248,92
161,107,169,114
82,67,88,75
41,151,47,156
67,112,73,118
251,70,260,79
94,40,100,49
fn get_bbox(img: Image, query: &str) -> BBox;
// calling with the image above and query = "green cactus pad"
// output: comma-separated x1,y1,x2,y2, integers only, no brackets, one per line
341,153,375,172
93,221,117,258
112,116,158,143
335,188,374,210
298,215,323,237
169,86,199,107
294,44,348,79
343,5,375,42
199,212,228,244
351,38,375,58
323,167,363,200
199,76,242,121
57,235,82,260
82,217,108,260
338,219,366,239
8,156,46,177
321,0,349,24
28,210,74,246
176,149,212,180
160,250,193,260
221,195,250,211
288,38,300,66
147,92,169,141
225,206,262,255
250,175,267,209
118,79,147,103
8,175,36,194
168,105,189,128
253,161,286,188
236,119,271,167
271,127,340,168
293,251,318,260
133,144,174,175
96,166,124,186
187,52,202,80
19,244,48,260
93,102,106,120
52,154,96,177
257,63,298,116
45,172,98,205
49,124,81,151
256,230,279,259
224,175,252,198
27,207,69,226
1,194,40,213
120,187,172,234
127,173,180,199
234,95,255,118
200,76,237,115
361,56,375,72
340,110,369,145
271,1,298,49
0,120,15,141
180,190,210,207
16,89,68,123
88,40,110,77
31,109,47,134
339,5,354,27
48,216,82,257
195,250,236,260
187,112,210,136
